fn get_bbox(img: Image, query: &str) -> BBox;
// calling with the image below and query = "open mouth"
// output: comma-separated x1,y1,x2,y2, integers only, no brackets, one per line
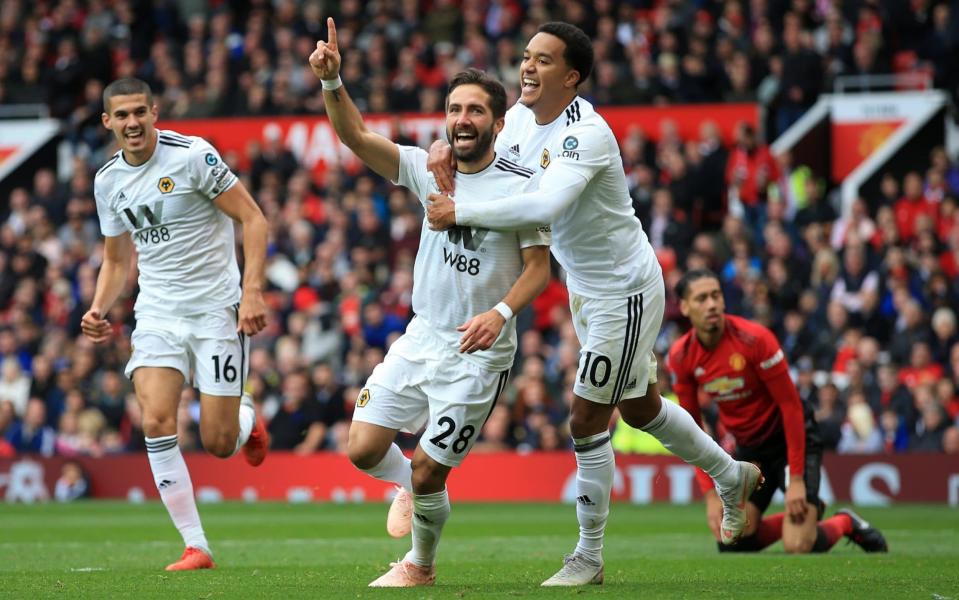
125,130,144,142
454,130,477,144
522,77,540,94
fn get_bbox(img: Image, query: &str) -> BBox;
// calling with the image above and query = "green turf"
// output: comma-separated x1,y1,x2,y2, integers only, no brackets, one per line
0,501,956,599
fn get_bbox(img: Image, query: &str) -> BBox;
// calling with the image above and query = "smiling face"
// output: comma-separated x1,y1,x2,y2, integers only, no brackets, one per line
445,83,503,168
680,276,726,336
519,32,580,116
101,93,158,165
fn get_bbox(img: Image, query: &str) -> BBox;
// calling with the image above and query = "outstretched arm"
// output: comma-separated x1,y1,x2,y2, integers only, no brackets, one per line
309,17,399,181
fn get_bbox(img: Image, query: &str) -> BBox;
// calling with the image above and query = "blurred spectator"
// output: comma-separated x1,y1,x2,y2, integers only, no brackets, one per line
895,172,939,244
268,370,324,454
899,342,945,391
930,307,958,365
0,400,16,457
54,460,90,502
944,427,959,454
814,382,844,451
837,393,882,454
910,403,949,451
725,122,778,238
776,15,822,135
310,363,347,450
0,357,31,416
6,398,55,456
879,409,910,453
830,245,879,325
473,404,514,452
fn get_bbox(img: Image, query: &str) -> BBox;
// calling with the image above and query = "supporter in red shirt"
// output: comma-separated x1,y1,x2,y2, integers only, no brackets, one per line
725,122,778,209
894,171,939,243
668,269,887,554
937,196,959,240
898,342,945,390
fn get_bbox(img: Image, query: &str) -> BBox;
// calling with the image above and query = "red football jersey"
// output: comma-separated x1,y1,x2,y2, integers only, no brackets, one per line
668,314,806,491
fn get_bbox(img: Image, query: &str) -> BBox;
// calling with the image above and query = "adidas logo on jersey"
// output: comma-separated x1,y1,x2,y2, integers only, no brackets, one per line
508,144,520,157
565,100,582,126
576,495,595,506
158,479,176,490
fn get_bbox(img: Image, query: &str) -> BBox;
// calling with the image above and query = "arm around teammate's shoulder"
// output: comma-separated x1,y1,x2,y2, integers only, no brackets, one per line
451,122,607,229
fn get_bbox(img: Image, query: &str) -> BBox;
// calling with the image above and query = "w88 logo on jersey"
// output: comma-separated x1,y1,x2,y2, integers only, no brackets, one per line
134,226,172,245
442,248,480,275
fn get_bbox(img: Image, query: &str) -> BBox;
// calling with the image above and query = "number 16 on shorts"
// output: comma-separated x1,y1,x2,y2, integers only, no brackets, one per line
211,354,238,383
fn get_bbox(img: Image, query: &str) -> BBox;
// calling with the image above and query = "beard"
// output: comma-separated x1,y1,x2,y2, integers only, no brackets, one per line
447,124,495,164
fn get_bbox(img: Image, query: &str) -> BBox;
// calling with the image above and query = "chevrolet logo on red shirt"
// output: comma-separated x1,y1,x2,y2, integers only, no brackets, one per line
702,376,745,396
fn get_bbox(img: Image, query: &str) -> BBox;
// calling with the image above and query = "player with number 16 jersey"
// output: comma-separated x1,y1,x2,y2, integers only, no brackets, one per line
84,78,270,572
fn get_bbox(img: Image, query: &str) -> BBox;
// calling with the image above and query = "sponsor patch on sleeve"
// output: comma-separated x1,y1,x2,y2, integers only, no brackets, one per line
760,349,784,370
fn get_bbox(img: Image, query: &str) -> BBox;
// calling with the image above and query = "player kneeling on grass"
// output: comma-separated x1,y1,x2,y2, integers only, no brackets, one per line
309,19,551,587
83,78,271,571
668,269,887,554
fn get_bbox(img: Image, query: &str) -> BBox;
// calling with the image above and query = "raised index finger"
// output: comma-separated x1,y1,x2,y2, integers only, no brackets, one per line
327,17,337,50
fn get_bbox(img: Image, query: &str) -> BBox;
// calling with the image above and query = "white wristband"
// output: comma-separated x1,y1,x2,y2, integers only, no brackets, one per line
321,76,343,91
493,302,513,321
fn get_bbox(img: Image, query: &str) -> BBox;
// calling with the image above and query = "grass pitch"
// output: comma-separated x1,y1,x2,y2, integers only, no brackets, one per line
1,501,956,599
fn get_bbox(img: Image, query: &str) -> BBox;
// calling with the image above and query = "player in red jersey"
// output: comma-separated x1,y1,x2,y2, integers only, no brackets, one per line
668,269,887,553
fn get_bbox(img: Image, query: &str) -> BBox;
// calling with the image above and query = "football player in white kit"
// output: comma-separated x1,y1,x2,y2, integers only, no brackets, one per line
426,23,764,586
310,18,551,588
81,78,270,571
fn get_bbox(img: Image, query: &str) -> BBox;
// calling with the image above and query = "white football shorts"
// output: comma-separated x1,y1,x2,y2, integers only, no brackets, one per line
125,305,250,398
352,317,510,468
569,276,665,404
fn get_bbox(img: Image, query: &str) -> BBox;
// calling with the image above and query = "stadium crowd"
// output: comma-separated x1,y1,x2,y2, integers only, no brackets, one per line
1,0,959,459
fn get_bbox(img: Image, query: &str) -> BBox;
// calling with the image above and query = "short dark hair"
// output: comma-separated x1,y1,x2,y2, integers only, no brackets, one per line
446,68,508,120
675,268,721,299
102,78,153,112
537,22,594,86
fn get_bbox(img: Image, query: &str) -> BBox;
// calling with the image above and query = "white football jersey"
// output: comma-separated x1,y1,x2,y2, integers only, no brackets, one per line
495,98,661,298
395,145,550,371
94,129,241,317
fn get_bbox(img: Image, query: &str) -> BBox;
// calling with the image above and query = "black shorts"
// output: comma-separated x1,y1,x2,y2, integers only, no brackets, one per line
734,402,825,519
